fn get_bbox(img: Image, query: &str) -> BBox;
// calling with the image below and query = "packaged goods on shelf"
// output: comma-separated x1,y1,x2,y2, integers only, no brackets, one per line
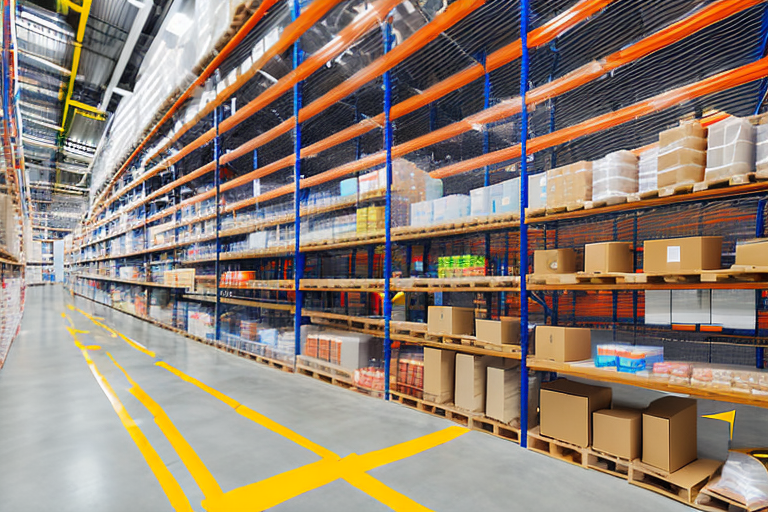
424,347,455,404
594,344,663,373
592,150,638,202
643,396,697,473
638,147,658,193
651,362,694,383
486,365,521,425
303,329,373,371
240,319,258,341
395,350,424,397
221,271,255,287
697,450,768,511
455,354,499,413
758,124,768,173
528,173,547,210
119,266,140,280
475,317,520,346
410,201,433,227
533,248,576,275
437,255,485,278
735,238,768,267
657,120,707,188
539,379,612,448
592,408,642,460
534,326,592,363
584,242,633,273
705,117,756,181
0,194,20,259
546,161,592,209
427,306,475,336
469,178,520,218
187,306,215,340
433,195,470,224
354,367,386,392
643,236,722,273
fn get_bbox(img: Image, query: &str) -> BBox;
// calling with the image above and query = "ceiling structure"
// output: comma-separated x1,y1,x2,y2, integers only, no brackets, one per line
14,0,171,238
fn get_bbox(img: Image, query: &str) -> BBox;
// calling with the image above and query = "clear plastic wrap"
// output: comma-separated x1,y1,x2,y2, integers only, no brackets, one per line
757,124,768,173
638,147,658,193
657,121,708,188
546,161,592,209
705,117,756,181
592,150,638,202
698,451,768,511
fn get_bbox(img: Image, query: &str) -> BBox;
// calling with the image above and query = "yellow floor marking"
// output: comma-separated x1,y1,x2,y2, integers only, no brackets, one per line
156,361,337,460
202,428,467,512
108,353,223,500
64,329,192,511
75,307,156,357
703,410,736,440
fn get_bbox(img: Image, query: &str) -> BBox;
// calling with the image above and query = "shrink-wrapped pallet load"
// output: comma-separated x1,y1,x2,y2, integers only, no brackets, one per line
592,150,638,202
657,121,707,188
705,117,755,182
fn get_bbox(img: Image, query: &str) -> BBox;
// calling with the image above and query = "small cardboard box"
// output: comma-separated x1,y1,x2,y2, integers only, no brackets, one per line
423,348,455,404
659,121,706,148
540,379,612,447
593,408,642,460
642,396,697,473
427,306,475,336
486,366,521,424
643,236,722,273
584,242,633,274
534,326,592,362
735,238,768,267
475,317,520,346
534,249,576,275
455,354,497,412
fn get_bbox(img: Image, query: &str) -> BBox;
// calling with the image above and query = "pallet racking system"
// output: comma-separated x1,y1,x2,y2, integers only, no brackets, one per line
65,0,768,508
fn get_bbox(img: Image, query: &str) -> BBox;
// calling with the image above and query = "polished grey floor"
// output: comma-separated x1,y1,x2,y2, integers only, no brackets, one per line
0,286,699,511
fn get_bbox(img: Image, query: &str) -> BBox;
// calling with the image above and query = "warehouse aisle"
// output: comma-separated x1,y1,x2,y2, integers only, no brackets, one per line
0,286,691,512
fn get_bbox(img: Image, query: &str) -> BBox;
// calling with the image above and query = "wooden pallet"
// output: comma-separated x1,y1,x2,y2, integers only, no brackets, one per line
526,426,587,468
693,172,756,192
423,332,523,355
658,182,696,198
534,272,636,285
585,196,628,209
629,458,721,506
700,265,768,283
301,278,383,290
566,200,588,212
585,448,633,480
235,348,294,372
525,207,547,218
395,276,520,290
624,272,706,284
697,476,765,512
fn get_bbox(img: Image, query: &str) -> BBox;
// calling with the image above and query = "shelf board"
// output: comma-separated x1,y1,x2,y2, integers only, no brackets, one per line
299,276,520,293
74,273,186,289
528,359,768,409
527,180,768,224
183,293,295,311
220,279,295,291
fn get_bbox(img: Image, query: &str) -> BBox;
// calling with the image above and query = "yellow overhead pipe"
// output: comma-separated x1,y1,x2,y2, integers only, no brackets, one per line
59,0,93,131
70,99,106,117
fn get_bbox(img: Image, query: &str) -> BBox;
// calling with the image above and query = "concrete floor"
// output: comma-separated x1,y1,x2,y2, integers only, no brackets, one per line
0,286,703,511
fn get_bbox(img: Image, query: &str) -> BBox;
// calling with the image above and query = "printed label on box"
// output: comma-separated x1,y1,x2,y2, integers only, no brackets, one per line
667,246,681,263
502,197,510,206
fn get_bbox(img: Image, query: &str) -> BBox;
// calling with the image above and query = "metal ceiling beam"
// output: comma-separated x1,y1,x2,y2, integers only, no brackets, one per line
99,0,152,111
17,49,71,75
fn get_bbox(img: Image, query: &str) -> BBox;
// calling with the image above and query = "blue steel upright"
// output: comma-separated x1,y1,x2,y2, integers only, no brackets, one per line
383,18,394,401
519,0,531,448
757,198,767,368
214,106,222,342
293,0,304,361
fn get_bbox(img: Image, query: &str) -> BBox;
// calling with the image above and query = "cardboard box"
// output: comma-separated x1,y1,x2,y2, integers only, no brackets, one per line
486,366,521,424
540,379,612,447
427,306,475,336
475,317,520,346
642,396,697,473
534,249,576,275
534,326,592,362
735,238,768,267
592,408,642,460
584,242,633,273
423,348,455,404
643,236,722,273
455,354,497,412
659,121,706,147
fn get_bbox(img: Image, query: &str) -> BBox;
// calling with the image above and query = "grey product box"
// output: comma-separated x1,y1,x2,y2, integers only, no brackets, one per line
645,290,671,325
671,290,711,324
711,290,756,330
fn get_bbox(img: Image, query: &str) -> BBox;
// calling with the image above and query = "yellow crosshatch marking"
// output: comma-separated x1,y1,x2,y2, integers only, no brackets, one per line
64,305,467,511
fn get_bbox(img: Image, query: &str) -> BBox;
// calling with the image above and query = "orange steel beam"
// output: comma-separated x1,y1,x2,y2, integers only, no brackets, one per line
128,0,483,214
90,0,284,215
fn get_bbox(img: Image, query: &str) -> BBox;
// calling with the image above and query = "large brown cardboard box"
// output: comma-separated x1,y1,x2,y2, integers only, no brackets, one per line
592,408,642,460
735,238,768,267
534,326,592,362
642,396,697,473
423,348,455,404
658,121,706,148
540,379,612,447
486,366,521,424
584,242,633,273
475,317,520,346
427,306,475,336
455,354,498,412
643,236,722,273
534,249,576,275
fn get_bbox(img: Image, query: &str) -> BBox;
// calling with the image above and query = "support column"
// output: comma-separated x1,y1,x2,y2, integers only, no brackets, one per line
383,18,394,401
519,0,531,448
293,0,305,360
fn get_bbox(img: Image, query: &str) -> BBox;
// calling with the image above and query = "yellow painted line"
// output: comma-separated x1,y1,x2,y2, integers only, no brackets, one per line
203,428,467,512
86,345,101,350
65,331,192,511
703,410,736,440
156,361,337,460
108,353,223,500
75,307,156,357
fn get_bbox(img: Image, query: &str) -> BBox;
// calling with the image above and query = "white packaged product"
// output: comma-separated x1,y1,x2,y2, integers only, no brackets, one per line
757,124,768,173
705,117,755,181
528,173,546,210
638,147,658,193
592,150,638,202
470,187,491,218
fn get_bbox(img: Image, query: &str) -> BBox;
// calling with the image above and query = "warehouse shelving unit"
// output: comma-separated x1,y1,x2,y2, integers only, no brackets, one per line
65,0,768,507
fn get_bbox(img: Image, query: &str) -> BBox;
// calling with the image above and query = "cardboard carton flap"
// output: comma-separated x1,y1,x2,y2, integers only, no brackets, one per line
541,378,609,398
666,459,722,487
597,408,641,420
645,396,696,419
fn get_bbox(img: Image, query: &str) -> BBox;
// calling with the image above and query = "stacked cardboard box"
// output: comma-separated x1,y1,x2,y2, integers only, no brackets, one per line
643,236,722,273
657,121,707,188
546,161,592,209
